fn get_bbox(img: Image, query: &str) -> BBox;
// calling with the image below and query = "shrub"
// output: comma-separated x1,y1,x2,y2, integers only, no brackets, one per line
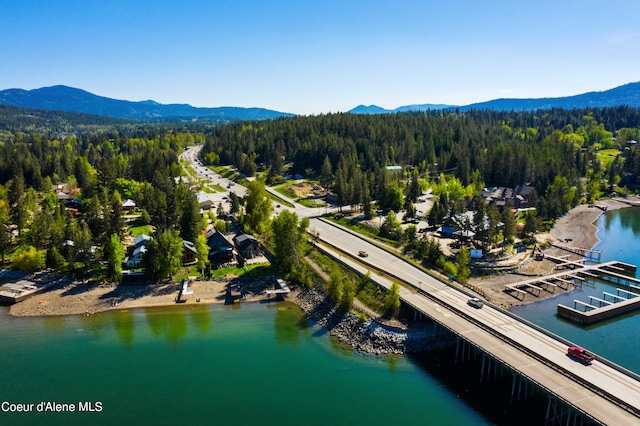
12,246,45,272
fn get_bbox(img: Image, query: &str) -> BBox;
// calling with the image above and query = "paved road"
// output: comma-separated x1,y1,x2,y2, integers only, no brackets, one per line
182,145,640,423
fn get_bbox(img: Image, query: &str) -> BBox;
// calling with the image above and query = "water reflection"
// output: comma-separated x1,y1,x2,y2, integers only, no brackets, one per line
187,304,213,334
112,309,135,349
273,305,301,348
602,208,640,235
145,307,188,347
617,208,640,235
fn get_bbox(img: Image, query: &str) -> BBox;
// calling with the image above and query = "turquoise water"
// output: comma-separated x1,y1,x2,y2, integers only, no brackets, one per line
7,208,640,425
0,302,488,426
512,207,640,373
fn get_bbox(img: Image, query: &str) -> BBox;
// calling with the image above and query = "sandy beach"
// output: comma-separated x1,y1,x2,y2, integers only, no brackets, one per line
7,197,640,317
7,276,290,317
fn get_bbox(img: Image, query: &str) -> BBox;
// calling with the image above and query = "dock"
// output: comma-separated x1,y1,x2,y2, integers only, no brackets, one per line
550,243,603,261
266,278,291,299
504,260,639,301
558,287,640,324
0,278,65,305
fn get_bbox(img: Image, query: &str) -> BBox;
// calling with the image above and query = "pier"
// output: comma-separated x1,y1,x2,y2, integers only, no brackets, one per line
504,259,638,301
558,287,640,324
266,278,291,298
550,242,603,261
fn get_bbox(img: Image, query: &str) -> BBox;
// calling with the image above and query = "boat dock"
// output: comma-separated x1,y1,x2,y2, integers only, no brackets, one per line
504,259,637,300
266,278,290,299
557,288,640,324
0,277,65,305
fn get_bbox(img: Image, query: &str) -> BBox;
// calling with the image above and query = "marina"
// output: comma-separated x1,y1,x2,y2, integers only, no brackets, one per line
504,252,640,324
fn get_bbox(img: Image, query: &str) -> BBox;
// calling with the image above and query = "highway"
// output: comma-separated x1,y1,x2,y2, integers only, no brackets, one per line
181,145,640,423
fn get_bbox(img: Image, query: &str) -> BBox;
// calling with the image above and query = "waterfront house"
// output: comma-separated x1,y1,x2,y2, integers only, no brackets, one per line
126,245,147,269
205,227,235,263
233,233,261,259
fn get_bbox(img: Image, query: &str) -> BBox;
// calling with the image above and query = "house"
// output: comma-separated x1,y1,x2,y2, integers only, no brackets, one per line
479,185,536,209
205,227,234,263
197,191,215,210
126,234,152,269
182,240,197,265
126,245,147,269
233,233,261,259
122,199,136,210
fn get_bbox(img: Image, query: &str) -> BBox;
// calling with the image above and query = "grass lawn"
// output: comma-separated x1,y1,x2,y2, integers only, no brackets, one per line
127,216,152,237
596,149,621,169
273,184,297,199
267,192,294,208
325,215,401,248
208,262,276,279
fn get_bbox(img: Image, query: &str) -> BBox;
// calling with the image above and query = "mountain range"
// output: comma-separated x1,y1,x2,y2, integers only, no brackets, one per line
1,82,640,121
0,85,293,121
348,82,640,114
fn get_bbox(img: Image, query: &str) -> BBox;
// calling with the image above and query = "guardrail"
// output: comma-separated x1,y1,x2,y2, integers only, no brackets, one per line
311,219,640,419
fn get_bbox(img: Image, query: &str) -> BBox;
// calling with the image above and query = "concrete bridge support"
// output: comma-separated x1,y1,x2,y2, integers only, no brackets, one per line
545,395,599,425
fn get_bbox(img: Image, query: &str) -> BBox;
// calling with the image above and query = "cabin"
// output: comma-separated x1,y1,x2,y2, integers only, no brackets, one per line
182,240,197,265
197,191,215,210
122,199,136,211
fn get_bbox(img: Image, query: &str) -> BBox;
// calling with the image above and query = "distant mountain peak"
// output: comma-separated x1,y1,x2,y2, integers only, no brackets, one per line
348,82,640,114
0,85,294,121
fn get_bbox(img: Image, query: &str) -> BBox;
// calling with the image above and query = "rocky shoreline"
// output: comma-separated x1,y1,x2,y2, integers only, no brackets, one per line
293,287,452,356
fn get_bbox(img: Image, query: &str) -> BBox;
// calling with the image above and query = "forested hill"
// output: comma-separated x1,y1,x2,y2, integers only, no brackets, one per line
348,82,640,113
0,104,132,134
461,82,640,111
0,85,294,121
200,106,640,218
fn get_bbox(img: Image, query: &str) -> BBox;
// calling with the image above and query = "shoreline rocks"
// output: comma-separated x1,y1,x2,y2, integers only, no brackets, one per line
293,287,453,356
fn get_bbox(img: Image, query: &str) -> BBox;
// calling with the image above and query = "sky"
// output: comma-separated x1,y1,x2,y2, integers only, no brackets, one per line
1,0,640,115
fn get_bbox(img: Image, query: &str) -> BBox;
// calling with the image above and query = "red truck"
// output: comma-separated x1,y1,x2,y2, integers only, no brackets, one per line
567,346,595,364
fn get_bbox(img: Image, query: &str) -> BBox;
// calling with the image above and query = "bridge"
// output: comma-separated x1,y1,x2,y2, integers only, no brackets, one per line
182,145,640,424
309,218,640,424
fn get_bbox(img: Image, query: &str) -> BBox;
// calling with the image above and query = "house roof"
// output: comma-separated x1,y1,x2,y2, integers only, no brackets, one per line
182,240,197,254
122,199,136,208
197,191,213,205
206,227,233,249
133,234,152,247
234,233,259,250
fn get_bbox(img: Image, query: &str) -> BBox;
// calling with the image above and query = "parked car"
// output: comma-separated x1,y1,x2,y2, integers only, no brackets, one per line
467,297,483,309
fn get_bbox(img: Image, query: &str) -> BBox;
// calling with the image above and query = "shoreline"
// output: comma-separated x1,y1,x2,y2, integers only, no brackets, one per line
5,197,640,355
472,197,640,308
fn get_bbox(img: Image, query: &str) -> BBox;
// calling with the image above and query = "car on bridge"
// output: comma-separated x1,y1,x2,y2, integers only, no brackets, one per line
467,297,483,309
358,250,368,257
567,346,595,364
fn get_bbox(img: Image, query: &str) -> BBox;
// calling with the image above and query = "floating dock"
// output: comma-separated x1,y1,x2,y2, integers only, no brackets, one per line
504,259,637,301
557,288,640,324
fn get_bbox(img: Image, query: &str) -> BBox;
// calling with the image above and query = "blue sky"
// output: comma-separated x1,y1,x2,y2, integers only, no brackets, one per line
1,0,639,115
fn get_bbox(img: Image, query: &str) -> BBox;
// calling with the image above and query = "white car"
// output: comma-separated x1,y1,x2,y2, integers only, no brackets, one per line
467,297,483,309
